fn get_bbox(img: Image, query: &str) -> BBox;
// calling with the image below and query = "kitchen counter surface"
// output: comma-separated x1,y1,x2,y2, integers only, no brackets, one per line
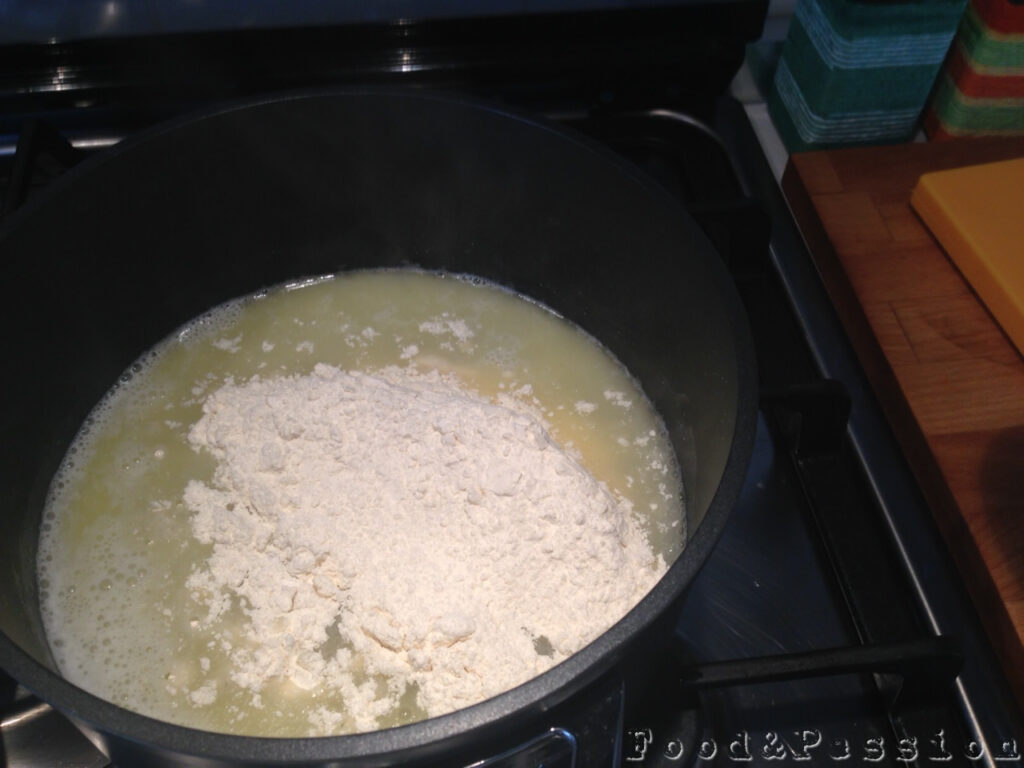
782,136,1024,714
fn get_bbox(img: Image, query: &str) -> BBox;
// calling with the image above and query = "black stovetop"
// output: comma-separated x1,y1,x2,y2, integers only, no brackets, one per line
1,8,1023,767
586,102,1024,768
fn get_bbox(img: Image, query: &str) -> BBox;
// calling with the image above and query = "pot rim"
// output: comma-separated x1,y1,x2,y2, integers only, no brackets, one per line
0,86,759,764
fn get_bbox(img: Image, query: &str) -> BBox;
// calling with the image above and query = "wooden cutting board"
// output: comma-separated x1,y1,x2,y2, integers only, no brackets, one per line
781,137,1024,713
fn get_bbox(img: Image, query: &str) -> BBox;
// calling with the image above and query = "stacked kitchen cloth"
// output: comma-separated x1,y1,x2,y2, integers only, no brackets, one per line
924,0,1024,138
769,0,967,151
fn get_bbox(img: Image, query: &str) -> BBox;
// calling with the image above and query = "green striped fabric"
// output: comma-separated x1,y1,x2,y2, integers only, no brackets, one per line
959,4,1024,70
931,71,1024,132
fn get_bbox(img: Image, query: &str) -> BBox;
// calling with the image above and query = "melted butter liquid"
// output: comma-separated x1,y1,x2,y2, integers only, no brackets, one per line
38,270,684,737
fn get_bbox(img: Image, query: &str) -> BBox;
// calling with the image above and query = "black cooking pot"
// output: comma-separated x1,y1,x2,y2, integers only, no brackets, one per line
0,90,756,767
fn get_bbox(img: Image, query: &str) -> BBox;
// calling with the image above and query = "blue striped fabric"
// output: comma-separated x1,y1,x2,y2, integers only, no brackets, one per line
769,0,967,149
796,0,958,68
774,58,922,143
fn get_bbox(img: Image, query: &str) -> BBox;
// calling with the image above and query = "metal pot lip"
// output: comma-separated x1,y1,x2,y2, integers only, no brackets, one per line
0,355,757,766
0,86,759,763
0,446,754,764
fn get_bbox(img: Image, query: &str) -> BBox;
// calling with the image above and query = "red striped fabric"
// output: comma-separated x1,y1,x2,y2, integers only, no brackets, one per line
974,0,1024,35
947,42,1024,98
923,107,958,140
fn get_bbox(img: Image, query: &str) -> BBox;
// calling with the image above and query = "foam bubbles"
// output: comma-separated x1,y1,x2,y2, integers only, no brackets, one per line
37,269,685,737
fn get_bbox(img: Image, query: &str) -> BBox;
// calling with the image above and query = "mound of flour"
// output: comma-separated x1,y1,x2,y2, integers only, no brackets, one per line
184,363,666,732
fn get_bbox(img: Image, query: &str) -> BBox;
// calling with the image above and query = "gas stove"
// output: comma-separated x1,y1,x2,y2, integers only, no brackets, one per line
1,6,1022,767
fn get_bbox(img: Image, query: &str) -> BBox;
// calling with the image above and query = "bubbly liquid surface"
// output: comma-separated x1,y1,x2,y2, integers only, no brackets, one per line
38,270,684,737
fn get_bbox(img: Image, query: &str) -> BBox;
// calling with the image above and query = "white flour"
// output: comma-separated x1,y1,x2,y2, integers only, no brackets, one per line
183,362,666,731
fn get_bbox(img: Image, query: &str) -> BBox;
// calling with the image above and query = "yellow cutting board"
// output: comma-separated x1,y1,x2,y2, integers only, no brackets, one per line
911,157,1024,357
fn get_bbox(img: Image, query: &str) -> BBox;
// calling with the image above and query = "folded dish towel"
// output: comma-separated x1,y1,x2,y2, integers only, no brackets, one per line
770,0,967,151
924,0,1024,139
